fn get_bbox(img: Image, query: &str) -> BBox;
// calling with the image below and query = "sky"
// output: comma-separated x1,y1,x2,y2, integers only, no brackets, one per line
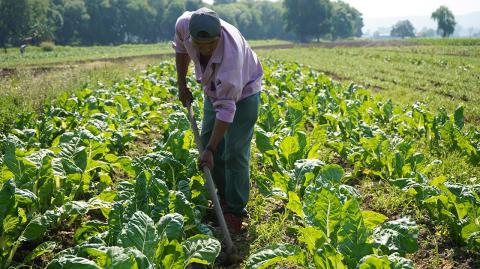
202,0,480,18
336,0,480,18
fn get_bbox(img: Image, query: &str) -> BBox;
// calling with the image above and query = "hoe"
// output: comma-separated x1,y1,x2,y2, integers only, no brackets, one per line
187,104,241,266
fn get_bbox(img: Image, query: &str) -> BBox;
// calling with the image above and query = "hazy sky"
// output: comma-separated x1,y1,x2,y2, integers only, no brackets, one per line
202,0,480,18
338,0,480,18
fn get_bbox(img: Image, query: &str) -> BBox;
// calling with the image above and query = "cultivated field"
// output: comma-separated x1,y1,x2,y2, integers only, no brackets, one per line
0,39,479,268
258,39,480,124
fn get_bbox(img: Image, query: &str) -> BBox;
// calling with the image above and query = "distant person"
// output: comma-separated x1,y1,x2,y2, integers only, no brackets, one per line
173,7,263,234
20,44,27,55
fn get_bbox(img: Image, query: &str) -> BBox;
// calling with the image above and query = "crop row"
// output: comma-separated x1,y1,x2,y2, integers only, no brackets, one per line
0,60,478,268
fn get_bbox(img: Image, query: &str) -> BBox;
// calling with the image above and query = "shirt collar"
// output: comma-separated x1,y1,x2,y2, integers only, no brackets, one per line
210,31,224,64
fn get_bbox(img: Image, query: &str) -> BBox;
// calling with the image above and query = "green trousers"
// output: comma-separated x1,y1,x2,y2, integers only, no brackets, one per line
201,92,260,217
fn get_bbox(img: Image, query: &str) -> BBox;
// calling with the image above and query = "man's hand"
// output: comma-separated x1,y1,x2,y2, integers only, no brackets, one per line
179,86,193,107
198,149,214,170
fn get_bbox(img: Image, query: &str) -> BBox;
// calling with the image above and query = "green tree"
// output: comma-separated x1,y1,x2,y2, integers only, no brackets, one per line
254,1,292,40
54,0,90,45
162,0,188,41
390,20,415,38
121,0,157,42
330,1,363,40
349,4,363,37
27,0,55,42
0,0,29,50
284,0,332,42
214,0,236,4
331,1,351,40
431,6,456,38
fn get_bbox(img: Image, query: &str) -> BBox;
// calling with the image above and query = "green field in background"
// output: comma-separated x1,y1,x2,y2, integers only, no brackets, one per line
258,43,480,123
0,40,290,68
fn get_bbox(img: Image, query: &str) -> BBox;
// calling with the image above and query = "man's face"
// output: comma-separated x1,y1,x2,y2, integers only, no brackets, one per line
192,37,219,56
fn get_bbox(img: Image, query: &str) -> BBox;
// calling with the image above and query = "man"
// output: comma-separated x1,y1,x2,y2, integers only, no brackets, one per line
173,7,263,233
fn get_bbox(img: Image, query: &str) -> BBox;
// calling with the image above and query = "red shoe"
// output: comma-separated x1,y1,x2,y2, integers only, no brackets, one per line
223,213,243,234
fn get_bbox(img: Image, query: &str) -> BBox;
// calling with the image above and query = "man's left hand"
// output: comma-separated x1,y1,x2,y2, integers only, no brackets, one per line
199,149,214,170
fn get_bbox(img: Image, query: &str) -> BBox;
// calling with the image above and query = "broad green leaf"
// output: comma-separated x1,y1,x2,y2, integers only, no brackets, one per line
466,231,480,251
0,180,16,224
245,243,304,269
337,199,371,266
255,129,275,154
313,244,347,269
134,171,148,213
297,226,327,254
303,187,342,239
286,191,304,218
47,255,101,269
119,211,157,261
74,220,108,243
293,159,324,192
356,254,391,269
25,241,57,262
388,253,414,269
148,173,169,204
280,136,299,164
362,211,388,230
286,99,305,127
106,202,124,246
104,247,136,269
63,201,89,216
87,197,113,218
159,240,185,269
21,209,61,241
256,175,273,197
156,213,184,241
15,188,38,205
168,191,196,224
272,172,289,195
373,217,418,255
4,143,36,185
319,164,345,185
182,234,221,266
461,222,480,242
3,214,20,233
454,105,464,130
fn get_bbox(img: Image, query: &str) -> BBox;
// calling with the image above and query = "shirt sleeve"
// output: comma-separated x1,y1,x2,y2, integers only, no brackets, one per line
212,67,244,123
172,12,189,54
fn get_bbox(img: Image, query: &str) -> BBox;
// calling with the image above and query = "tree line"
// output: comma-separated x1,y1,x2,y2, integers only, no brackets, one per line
0,0,363,49
389,6,459,39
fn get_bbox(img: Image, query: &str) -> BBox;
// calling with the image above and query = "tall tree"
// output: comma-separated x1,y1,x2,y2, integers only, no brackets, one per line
331,1,351,40
120,0,157,43
27,0,55,42
390,20,415,38
284,0,332,42
431,6,456,38
55,0,90,45
0,0,29,50
162,0,188,40
214,0,236,4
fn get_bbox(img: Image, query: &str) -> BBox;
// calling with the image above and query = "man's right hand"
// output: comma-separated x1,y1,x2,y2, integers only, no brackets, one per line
179,86,193,107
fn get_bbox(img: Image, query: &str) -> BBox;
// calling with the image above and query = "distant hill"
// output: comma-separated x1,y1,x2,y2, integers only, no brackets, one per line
363,11,480,37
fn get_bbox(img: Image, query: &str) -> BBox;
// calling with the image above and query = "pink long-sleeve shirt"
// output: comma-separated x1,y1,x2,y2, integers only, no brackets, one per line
172,11,263,123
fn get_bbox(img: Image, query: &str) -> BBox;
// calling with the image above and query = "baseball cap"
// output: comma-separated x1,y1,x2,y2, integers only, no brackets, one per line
189,7,221,41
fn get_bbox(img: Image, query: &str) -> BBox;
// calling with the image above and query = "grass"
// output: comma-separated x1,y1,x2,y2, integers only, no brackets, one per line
0,56,165,133
257,43,480,124
0,43,173,68
410,38,480,46
0,40,290,68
